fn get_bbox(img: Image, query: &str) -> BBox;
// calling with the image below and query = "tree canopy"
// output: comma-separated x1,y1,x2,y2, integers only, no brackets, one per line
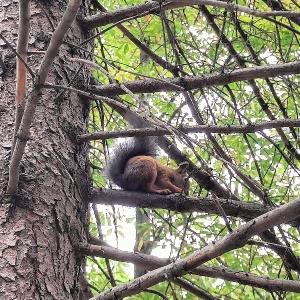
85,0,300,299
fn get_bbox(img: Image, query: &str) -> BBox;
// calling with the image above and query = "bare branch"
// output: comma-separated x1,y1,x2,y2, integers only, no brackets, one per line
16,0,30,104
79,242,170,269
79,241,300,293
88,197,300,299
7,88,40,195
7,0,81,195
91,60,300,96
0,32,34,78
79,118,300,141
84,0,300,30
172,278,218,300
170,0,300,17
191,265,300,293
83,1,161,30
78,271,94,299
0,53,6,73
37,0,81,84
13,0,31,154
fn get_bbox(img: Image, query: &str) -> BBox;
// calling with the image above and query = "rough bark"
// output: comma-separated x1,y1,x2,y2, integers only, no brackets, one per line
0,1,90,299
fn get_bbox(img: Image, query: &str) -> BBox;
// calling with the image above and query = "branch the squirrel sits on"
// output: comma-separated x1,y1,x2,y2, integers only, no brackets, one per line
106,136,189,195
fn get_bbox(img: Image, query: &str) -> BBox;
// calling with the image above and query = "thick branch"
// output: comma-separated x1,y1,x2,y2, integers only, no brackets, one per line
78,242,300,293
84,0,300,30
89,198,300,299
89,188,270,220
83,1,161,29
91,61,300,96
7,88,41,195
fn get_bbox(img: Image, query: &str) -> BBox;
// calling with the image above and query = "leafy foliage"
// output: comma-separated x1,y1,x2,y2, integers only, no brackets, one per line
88,0,300,298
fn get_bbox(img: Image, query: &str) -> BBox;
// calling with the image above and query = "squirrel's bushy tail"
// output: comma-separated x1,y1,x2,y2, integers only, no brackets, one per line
106,136,158,188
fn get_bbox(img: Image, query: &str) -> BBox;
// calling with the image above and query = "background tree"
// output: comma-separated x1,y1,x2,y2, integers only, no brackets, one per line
1,0,300,299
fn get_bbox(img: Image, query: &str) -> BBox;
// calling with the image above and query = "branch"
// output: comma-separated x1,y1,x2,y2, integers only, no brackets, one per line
0,53,6,73
7,88,41,195
88,197,300,299
12,0,31,154
191,265,300,293
79,242,170,270
7,0,81,195
83,2,178,73
172,277,218,299
37,0,81,84
16,0,30,104
79,118,300,141
91,60,300,96
89,188,270,220
89,190,300,270
78,271,94,299
79,242,300,293
170,0,300,18
83,1,161,30
84,0,300,30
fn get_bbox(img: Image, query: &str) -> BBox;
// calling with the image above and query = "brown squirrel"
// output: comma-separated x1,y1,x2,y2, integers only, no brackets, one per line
106,136,189,195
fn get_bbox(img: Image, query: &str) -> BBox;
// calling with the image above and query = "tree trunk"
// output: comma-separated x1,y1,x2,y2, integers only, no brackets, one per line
0,1,90,299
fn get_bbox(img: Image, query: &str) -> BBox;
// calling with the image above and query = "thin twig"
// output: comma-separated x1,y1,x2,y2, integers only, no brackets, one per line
0,32,34,78
211,193,232,232
0,53,6,73
88,60,300,96
79,118,300,141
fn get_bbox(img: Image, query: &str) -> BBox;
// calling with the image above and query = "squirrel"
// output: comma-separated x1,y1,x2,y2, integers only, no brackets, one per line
106,136,189,195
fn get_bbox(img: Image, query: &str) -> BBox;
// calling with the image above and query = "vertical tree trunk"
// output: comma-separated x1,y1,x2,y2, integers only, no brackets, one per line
0,1,90,299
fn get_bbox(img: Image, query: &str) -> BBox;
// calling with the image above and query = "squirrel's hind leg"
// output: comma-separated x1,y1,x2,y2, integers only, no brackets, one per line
155,178,183,194
145,180,173,194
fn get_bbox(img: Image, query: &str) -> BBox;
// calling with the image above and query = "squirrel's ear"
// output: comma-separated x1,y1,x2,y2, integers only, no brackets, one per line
177,161,189,174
